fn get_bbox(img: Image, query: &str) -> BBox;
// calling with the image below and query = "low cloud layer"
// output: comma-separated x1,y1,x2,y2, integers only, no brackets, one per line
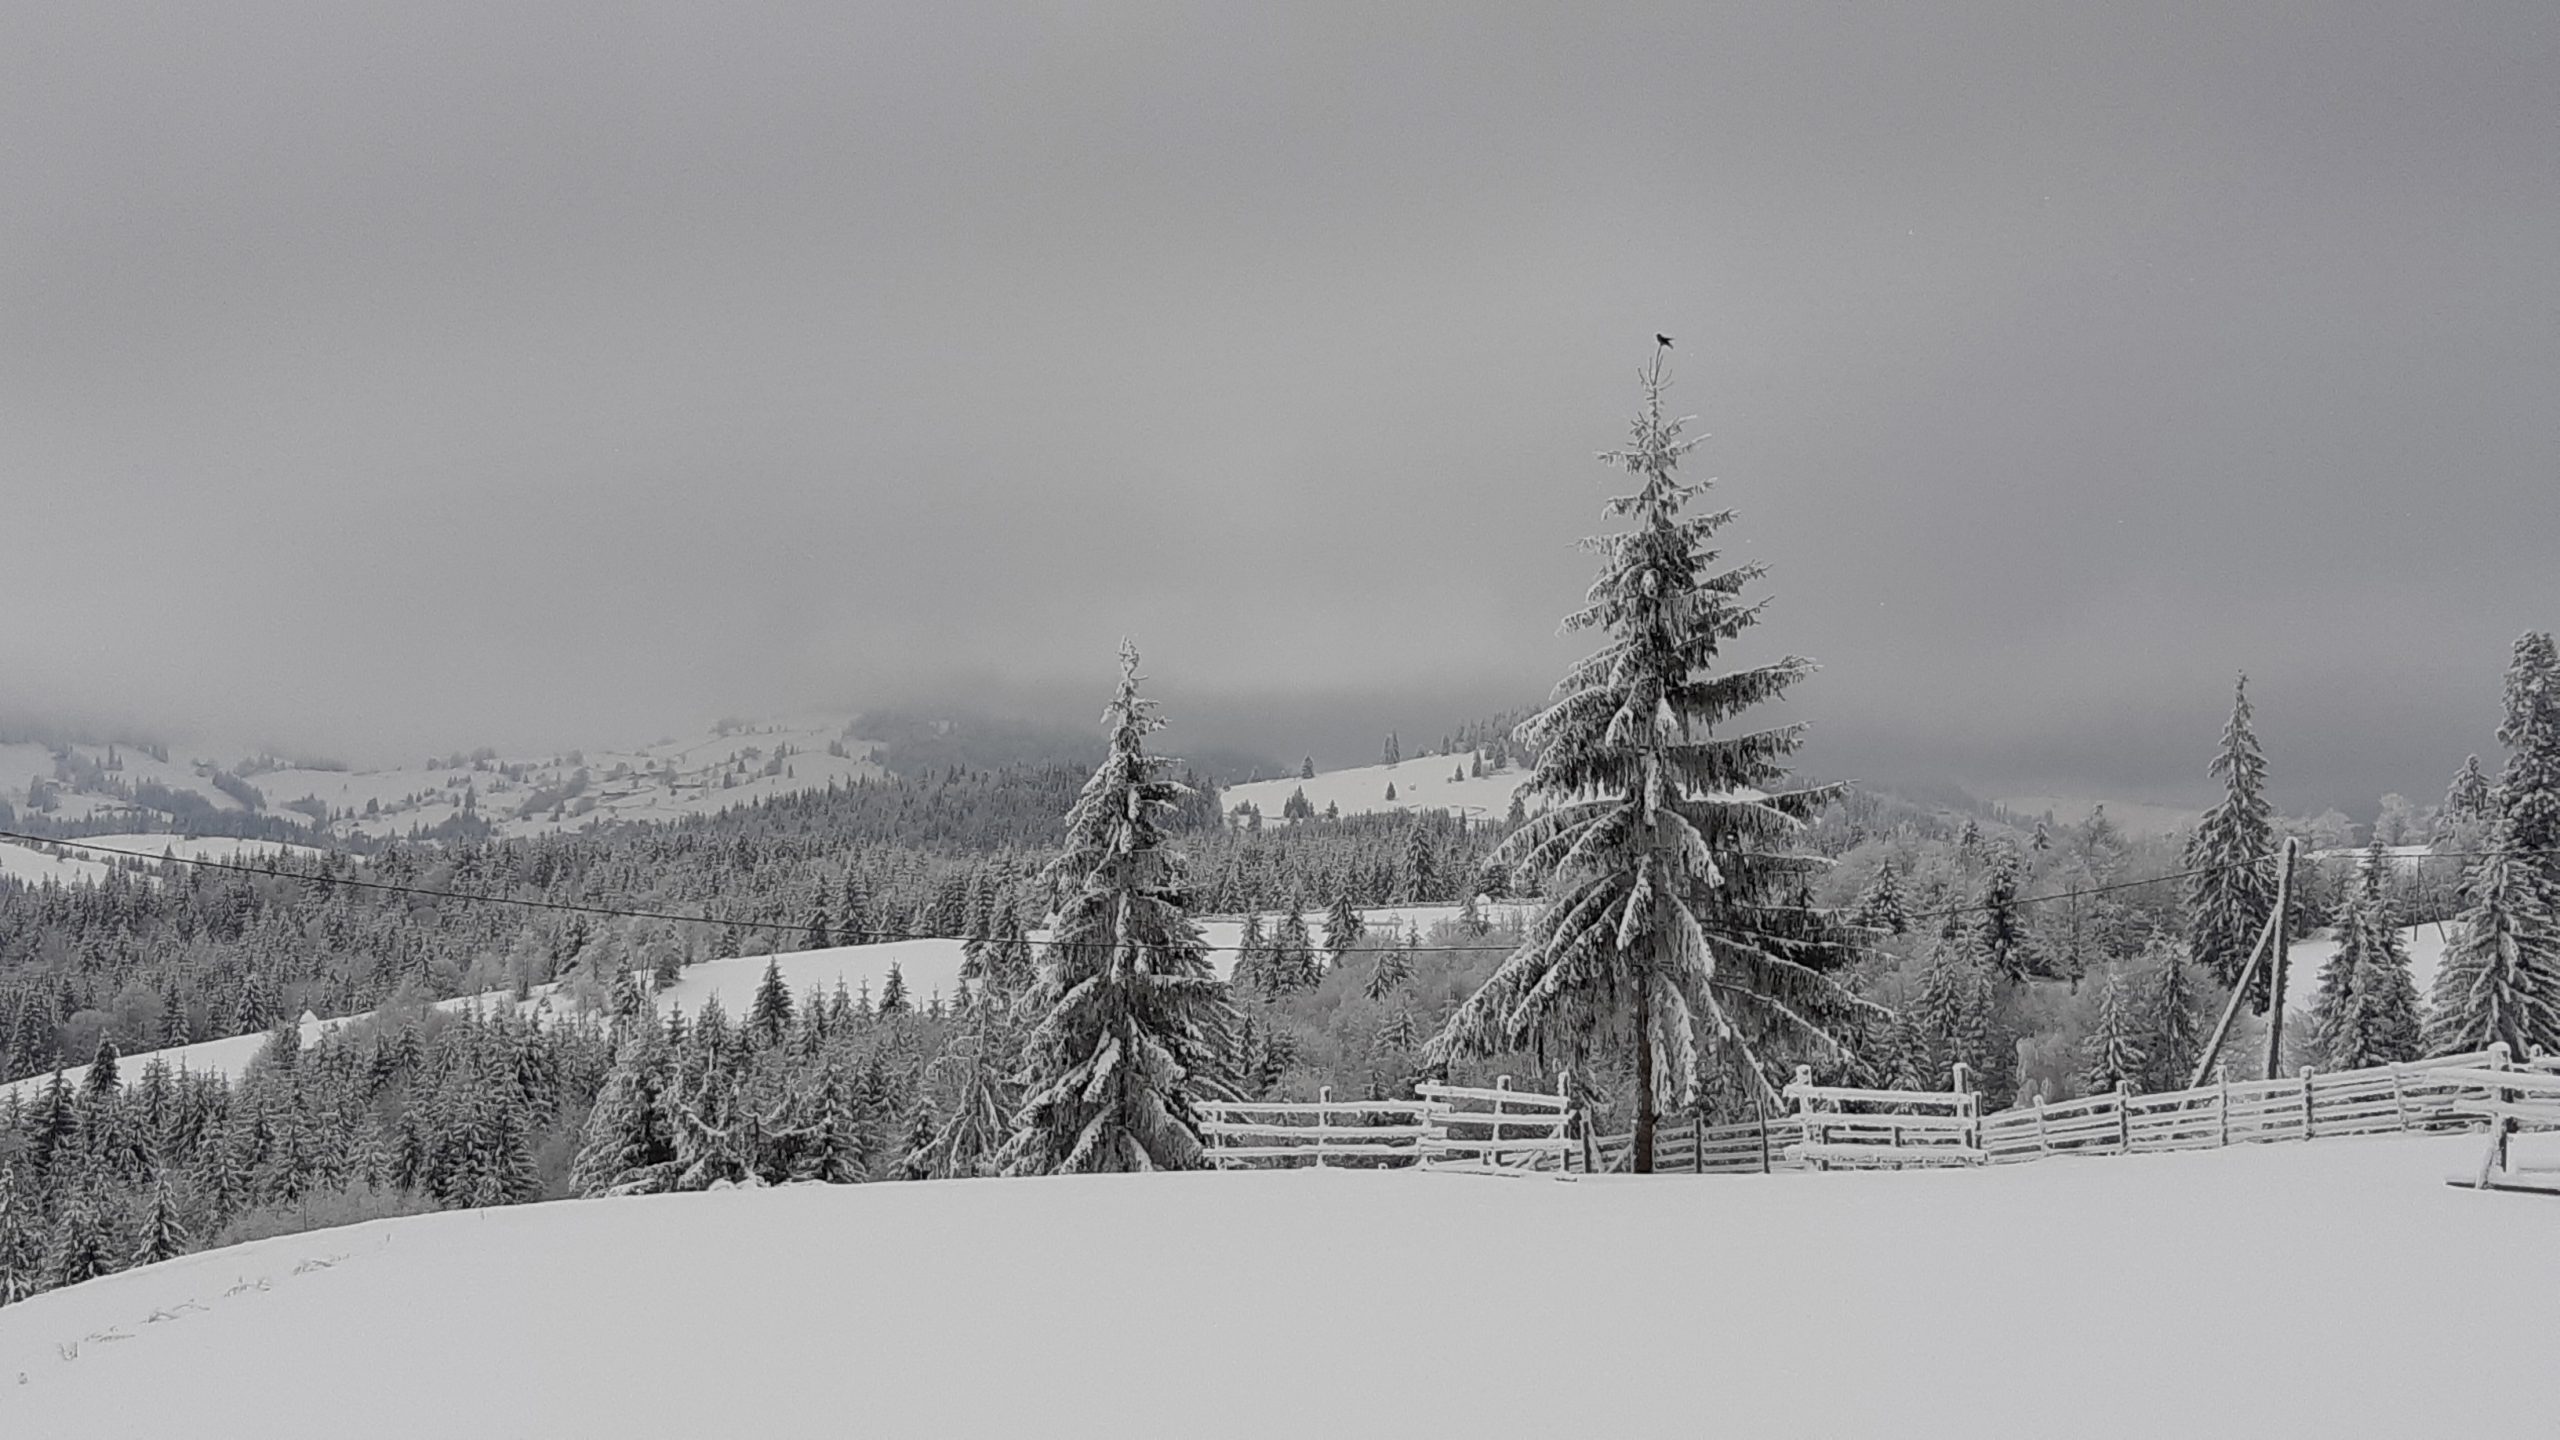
4,5,2551,810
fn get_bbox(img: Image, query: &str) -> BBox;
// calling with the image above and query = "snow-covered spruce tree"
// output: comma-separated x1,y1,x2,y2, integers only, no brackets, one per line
2312,850,2422,1068
912,979,1021,1179
1425,347,1873,1171
1364,930,1415,1003
2428,817,2560,1057
1399,818,1436,902
960,896,1037,1000
877,963,911,1020
1852,858,1909,936
2442,754,2494,832
0,1167,41,1305
570,1026,680,1197
1323,893,1366,965
1909,934,1993,1091
45,1183,119,1290
2495,631,2560,885
2186,674,2278,1008
133,1174,190,1267
2079,970,2146,1096
1969,842,2030,981
1272,902,1319,992
748,957,795,1047
1229,913,1273,998
1000,645,1240,1175
2139,937,2204,1091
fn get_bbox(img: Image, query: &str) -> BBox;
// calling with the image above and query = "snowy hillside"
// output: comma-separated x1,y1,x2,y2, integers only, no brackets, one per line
3,1131,2550,1438
0,832,326,893
0,900,1514,1106
0,838,117,888
0,716,885,843
1223,755,1533,824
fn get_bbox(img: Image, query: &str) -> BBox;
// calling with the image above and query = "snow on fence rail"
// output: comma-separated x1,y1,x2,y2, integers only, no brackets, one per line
1418,1077,1574,1175
1197,1091,1438,1167
1197,1076,1575,1177
1582,1045,2551,1175
2434,1065,2560,1193
1785,1063,1982,1169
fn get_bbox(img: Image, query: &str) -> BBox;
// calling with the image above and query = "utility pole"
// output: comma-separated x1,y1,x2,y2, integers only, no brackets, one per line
2188,837,2299,1091
2261,837,2300,1081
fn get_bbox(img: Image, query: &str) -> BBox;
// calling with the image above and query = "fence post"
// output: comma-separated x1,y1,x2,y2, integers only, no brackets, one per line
1314,1086,1330,1169
2489,1041,2513,1071
2216,1063,2230,1147
1793,1064,1819,1171
2391,1063,2408,1132
1950,1062,1976,1164
2034,1093,2048,1156
2298,1066,2316,1140
2115,1080,2132,1154
1492,1075,1510,1173
1556,1073,1577,1176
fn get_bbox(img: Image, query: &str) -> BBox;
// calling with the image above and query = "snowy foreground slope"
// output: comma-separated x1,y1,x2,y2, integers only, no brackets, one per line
3,1133,2550,1439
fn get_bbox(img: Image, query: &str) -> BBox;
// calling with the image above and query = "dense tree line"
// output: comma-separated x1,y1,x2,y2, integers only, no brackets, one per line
0,766,1501,1086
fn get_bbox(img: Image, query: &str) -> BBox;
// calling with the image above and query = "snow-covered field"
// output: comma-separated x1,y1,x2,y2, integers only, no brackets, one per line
0,1012,341,1108
0,838,118,888
42,833,323,865
1,1130,2548,1438
1223,756,1533,823
0,832,326,892
653,939,972,1018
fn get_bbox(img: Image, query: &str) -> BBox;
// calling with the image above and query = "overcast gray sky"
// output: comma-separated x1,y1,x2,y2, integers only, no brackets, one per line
4,3,2553,809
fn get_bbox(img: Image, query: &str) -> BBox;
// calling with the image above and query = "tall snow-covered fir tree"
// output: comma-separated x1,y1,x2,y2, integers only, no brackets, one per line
2428,816,2560,1057
1425,346,1873,1171
2185,674,2278,1008
2495,631,2560,883
1000,644,1240,1175
2311,847,2421,1069
2424,634,2560,1057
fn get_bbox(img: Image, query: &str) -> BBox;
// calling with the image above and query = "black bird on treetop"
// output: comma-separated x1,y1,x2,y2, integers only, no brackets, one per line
1656,333,1674,349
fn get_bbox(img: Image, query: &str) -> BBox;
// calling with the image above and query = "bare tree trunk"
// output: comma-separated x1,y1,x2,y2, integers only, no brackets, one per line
1633,973,1656,1173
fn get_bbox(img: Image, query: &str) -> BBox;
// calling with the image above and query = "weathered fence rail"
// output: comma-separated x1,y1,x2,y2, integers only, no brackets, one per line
1584,1045,2553,1176
1200,1047,2556,1183
1197,1076,1575,1177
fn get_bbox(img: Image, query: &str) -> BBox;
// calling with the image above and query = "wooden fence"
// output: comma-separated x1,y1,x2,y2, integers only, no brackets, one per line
1583,1045,2553,1175
1785,1064,1982,1169
1197,1076,1574,1177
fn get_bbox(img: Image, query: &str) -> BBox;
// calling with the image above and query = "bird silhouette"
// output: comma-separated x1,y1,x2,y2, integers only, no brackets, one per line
1656,333,1674,349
